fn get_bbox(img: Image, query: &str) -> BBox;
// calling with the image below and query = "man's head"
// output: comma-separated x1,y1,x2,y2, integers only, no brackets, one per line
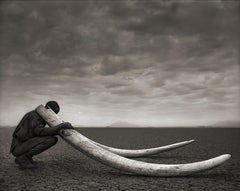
45,101,60,114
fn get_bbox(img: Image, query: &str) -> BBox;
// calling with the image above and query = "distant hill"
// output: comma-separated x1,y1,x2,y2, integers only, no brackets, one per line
108,121,140,128
213,120,240,127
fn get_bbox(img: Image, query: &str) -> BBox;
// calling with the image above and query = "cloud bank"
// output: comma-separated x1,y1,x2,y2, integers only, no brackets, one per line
0,0,239,127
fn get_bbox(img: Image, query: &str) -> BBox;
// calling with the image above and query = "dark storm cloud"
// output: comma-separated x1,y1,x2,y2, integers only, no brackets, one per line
99,56,135,75
151,48,239,88
104,78,130,88
1,1,238,77
110,1,239,61
122,2,239,41
0,1,89,56
111,86,145,97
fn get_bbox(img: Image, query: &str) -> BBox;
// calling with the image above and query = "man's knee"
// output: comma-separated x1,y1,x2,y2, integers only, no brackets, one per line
12,149,20,157
12,136,58,157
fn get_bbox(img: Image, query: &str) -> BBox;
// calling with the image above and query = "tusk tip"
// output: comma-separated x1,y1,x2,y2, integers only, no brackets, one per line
217,154,231,163
188,139,195,143
223,154,231,160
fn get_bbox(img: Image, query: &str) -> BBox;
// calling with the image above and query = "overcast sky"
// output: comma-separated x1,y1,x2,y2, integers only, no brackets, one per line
0,0,239,127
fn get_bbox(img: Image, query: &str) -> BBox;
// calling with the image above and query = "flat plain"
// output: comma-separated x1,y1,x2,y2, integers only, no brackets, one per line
0,128,239,191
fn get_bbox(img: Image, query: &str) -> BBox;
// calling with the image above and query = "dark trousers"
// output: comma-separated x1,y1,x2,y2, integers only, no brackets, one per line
12,136,58,157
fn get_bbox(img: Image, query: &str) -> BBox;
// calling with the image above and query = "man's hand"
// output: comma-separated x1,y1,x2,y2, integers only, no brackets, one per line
34,121,74,136
59,122,74,130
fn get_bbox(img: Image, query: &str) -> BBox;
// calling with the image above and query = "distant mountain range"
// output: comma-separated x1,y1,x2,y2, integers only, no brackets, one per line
212,120,240,127
107,121,140,128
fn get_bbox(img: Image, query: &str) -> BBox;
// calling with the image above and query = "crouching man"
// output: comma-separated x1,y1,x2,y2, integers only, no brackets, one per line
10,101,73,169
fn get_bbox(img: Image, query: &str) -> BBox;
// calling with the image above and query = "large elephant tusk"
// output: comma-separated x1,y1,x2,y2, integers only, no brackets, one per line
36,105,231,177
90,139,195,158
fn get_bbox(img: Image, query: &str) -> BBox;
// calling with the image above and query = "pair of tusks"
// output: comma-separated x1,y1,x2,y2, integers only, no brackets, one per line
36,105,231,177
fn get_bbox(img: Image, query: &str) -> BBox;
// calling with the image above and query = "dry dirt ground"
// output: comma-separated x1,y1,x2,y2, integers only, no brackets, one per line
0,128,239,191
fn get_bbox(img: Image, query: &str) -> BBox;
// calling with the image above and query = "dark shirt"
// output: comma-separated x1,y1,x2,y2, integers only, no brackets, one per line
10,110,47,153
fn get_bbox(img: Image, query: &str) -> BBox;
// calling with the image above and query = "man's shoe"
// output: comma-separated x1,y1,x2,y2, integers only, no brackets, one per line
27,156,37,165
15,155,37,169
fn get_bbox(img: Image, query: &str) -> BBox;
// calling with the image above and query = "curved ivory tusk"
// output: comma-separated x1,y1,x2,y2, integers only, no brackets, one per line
36,105,231,177
90,139,195,157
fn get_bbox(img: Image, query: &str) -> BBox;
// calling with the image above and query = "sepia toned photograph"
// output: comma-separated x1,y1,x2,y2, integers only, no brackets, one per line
0,0,239,190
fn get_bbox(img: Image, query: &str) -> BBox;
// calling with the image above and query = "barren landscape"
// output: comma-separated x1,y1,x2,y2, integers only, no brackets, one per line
0,128,239,191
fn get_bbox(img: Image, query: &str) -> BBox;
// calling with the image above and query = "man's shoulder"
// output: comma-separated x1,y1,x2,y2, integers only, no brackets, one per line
28,110,40,119
28,110,46,125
